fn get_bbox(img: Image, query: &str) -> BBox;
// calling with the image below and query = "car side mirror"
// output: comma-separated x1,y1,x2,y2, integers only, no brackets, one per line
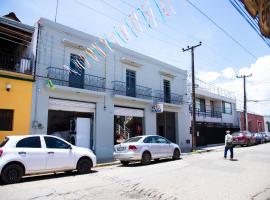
67,144,72,149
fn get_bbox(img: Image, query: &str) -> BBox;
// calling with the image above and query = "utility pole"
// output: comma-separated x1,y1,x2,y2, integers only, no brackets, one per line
54,0,59,23
236,74,252,131
183,41,202,151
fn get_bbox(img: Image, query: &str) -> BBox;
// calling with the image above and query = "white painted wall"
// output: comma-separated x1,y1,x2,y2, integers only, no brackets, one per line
30,18,191,162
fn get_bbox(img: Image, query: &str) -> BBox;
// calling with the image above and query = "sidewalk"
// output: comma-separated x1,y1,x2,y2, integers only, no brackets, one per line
95,143,225,168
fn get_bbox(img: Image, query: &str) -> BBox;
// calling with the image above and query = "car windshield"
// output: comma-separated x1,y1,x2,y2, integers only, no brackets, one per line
123,137,142,143
0,137,9,147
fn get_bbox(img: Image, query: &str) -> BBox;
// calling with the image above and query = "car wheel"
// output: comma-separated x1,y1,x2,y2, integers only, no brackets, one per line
120,161,130,166
141,151,151,165
1,164,24,184
76,158,92,174
172,149,180,160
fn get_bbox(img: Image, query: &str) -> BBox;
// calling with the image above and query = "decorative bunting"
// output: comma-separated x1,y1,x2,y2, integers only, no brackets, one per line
68,0,176,73
124,19,138,38
147,1,158,27
119,25,130,41
153,0,166,23
166,0,176,14
159,0,170,16
99,36,114,52
47,79,55,89
137,7,152,28
114,27,127,44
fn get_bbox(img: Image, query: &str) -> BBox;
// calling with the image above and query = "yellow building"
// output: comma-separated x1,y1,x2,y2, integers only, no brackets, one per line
0,13,35,141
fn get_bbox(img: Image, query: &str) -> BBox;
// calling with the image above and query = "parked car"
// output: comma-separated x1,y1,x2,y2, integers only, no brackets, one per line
113,135,181,166
259,132,270,143
232,131,256,146
0,135,96,184
254,132,266,144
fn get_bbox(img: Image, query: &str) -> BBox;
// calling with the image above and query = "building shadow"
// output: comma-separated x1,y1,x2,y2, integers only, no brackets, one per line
118,158,182,168
0,170,98,186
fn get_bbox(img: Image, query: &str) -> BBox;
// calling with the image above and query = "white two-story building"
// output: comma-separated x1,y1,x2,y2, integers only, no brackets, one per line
191,79,240,146
30,18,191,162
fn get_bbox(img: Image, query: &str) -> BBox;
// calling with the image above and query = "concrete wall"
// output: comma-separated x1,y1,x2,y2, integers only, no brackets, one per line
195,88,238,126
30,18,191,162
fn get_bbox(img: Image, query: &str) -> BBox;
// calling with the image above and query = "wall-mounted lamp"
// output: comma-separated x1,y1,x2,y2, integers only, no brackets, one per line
6,83,12,92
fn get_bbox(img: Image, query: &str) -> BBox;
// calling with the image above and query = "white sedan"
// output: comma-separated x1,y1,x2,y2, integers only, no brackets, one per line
0,135,96,184
113,135,181,166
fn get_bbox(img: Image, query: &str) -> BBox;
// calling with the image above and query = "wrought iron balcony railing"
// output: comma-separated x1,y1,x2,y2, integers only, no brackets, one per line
112,81,152,100
189,108,222,119
0,52,32,75
154,90,183,105
47,67,105,92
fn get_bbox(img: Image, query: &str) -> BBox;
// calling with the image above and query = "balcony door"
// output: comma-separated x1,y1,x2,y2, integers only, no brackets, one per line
126,69,136,97
163,80,171,103
69,54,85,89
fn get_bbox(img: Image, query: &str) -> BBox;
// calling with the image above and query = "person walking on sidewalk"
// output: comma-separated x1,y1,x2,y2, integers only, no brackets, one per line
224,130,234,160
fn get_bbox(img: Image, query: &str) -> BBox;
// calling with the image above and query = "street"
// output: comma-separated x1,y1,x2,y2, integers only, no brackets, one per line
0,143,270,200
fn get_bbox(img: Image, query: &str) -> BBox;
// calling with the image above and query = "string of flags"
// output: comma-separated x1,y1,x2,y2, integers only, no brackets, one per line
48,0,177,88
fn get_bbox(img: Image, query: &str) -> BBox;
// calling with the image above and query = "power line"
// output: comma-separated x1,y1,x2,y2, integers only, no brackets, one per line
185,0,257,60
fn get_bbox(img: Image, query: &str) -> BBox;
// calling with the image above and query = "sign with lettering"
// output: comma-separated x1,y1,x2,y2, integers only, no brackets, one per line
152,103,163,113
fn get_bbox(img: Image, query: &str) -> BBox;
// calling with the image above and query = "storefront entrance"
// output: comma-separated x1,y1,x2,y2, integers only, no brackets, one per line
114,106,144,144
156,111,176,142
47,98,95,149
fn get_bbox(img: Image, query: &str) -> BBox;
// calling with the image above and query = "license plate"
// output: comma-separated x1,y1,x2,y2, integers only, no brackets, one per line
117,147,125,151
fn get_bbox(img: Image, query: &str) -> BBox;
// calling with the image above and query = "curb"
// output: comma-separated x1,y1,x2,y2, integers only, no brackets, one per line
95,148,224,167
95,161,120,168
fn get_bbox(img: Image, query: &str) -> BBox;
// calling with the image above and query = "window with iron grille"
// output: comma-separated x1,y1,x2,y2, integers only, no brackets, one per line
163,80,171,103
0,109,14,131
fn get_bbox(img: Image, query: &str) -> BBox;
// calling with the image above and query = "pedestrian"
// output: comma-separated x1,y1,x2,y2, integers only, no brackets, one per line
224,130,234,160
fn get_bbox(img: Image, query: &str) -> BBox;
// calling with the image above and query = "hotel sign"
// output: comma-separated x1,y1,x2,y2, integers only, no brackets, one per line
242,0,270,37
152,103,163,113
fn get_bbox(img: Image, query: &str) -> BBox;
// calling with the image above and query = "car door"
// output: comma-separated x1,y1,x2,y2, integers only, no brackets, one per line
156,136,172,157
143,136,159,159
44,136,76,171
15,136,47,173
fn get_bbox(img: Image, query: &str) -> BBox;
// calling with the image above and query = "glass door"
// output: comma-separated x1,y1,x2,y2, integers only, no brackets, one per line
126,69,136,97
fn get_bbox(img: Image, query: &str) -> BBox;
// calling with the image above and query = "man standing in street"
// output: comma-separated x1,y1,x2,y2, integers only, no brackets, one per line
224,130,234,160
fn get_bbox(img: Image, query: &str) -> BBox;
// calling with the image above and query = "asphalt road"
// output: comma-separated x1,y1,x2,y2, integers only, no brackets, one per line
1,143,270,200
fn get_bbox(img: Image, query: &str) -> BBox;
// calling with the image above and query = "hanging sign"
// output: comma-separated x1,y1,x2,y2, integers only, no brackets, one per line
152,103,164,113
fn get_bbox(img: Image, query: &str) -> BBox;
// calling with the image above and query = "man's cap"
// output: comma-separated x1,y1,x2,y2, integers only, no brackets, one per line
226,130,230,133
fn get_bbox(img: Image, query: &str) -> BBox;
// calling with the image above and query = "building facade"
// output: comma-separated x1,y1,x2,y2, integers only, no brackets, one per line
0,13,35,141
191,79,239,146
31,18,191,162
239,112,265,132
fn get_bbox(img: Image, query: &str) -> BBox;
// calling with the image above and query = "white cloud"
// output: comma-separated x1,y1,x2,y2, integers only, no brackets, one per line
197,71,220,82
215,55,270,115
222,67,236,79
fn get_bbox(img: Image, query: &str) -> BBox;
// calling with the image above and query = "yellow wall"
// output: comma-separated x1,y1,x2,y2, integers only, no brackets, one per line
0,76,33,141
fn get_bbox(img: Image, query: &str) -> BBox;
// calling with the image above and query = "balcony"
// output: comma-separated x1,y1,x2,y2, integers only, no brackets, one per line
0,52,32,75
154,90,183,105
47,67,105,92
112,81,152,100
192,110,222,118
195,79,236,100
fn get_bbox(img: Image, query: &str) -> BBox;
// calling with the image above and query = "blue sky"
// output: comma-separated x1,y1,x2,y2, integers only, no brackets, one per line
1,0,270,114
